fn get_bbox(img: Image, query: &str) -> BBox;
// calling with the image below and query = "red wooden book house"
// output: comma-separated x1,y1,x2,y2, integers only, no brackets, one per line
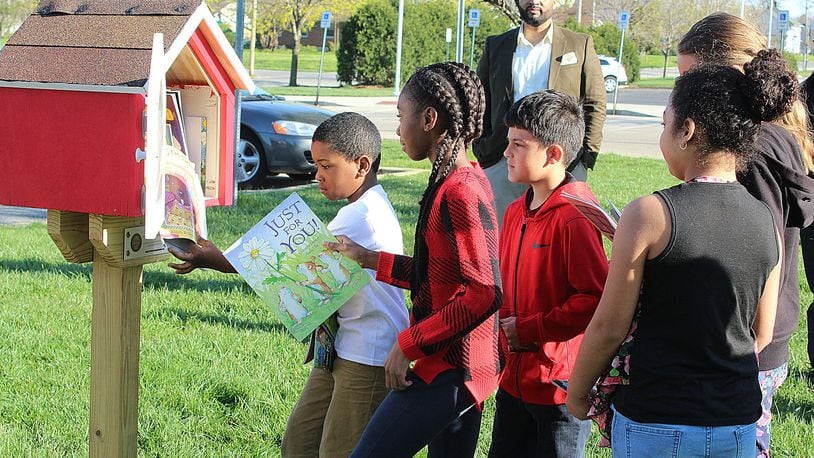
0,2,254,455
0,0,255,227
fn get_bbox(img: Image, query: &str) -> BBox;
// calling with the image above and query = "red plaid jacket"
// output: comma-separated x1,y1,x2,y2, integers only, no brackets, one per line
376,164,505,404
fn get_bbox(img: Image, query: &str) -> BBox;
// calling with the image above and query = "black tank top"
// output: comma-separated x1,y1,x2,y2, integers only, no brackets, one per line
614,181,778,426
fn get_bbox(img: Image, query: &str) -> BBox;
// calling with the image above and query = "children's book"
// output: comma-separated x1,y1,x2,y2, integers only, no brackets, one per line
223,193,370,342
561,192,618,240
160,144,208,253
165,91,188,156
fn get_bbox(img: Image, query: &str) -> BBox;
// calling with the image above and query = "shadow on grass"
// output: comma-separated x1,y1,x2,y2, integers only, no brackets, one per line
145,307,287,334
0,259,91,279
0,259,254,295
774,367,814,423
143,270,253,295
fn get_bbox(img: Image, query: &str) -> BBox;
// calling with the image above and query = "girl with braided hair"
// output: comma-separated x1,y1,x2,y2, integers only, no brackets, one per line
327,62,504,456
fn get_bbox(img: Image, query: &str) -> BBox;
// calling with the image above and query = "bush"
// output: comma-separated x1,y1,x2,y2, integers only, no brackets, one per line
337,0,397,85
782,51,799,72
564,18,641,82
338,0,512,87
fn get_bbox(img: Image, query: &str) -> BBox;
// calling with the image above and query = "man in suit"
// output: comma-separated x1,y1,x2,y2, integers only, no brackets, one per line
474,0,606,226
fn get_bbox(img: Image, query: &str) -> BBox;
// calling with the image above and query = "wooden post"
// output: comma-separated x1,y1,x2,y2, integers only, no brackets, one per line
88,255,142,457
48,211,167,457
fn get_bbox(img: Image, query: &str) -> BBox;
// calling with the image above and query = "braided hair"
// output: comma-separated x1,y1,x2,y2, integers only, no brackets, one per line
402,62,486,185
401,62,486,297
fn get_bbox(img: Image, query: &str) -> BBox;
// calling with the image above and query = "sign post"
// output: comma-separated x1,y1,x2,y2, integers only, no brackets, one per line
778,10,789,52
445,28,453,61
613,11,629,115
468,9,480,68
315,11,331,106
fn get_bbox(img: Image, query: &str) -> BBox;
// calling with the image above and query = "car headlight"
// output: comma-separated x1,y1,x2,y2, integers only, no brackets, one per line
272,121,318,136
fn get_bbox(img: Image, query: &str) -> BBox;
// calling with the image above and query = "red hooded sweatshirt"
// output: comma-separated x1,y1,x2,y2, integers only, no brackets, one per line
499,177,608,405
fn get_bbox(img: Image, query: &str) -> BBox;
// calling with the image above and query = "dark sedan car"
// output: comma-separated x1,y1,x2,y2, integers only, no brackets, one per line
237,92,334,188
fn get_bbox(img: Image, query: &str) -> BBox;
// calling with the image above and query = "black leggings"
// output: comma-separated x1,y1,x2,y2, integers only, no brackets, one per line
800,223,814,368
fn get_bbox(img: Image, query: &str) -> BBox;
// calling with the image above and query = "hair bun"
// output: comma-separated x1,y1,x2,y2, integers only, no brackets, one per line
742,49,799,122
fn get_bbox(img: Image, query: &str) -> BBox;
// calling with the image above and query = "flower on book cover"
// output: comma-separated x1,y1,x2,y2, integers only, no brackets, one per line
239,237,275,272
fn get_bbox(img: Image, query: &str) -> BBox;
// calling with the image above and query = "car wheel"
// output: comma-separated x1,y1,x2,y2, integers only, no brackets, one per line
604,76,618,93
289,172,316,181
237,131,267,189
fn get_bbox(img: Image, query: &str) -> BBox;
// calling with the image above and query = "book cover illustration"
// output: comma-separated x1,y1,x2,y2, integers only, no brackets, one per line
166,91,188,156
561,192,618,240
160,144,208,253
223,193,370,341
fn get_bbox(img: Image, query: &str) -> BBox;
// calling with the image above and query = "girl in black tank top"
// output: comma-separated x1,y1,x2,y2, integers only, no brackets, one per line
565,50,797,456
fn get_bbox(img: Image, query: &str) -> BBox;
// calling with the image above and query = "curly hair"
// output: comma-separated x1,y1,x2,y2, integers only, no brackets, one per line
671,49,799,169
402,62,486,185
312,112,382,172
679,12,813,170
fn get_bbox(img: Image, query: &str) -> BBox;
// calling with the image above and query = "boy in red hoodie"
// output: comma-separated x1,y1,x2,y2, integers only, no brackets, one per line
489,90,609,458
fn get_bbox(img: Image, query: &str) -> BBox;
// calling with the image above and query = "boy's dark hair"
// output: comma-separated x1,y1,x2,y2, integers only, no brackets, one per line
403,61,485,184
671,49,798,169
312,112,382,172
504,90,584,165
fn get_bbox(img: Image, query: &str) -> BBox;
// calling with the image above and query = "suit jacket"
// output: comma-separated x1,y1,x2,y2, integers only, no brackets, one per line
474,25,606,170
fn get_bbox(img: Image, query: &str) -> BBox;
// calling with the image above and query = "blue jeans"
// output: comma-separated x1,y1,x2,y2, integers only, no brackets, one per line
350,370,481,458
488,388,590,457
611,406,756,457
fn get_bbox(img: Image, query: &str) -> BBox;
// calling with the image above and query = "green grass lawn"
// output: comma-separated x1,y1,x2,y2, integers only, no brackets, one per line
0,151,811,456
632,77,676,89
266,85,396,97
244,47,337,73
640,54,678,69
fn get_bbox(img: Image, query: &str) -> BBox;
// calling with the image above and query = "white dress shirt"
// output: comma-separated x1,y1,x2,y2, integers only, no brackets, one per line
512,23,554,102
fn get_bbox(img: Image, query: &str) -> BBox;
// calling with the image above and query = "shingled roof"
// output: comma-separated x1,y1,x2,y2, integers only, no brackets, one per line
0,1,206,87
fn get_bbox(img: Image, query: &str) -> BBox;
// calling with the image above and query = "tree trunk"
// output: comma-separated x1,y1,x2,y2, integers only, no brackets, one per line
289,30,300,86
662,51,669,79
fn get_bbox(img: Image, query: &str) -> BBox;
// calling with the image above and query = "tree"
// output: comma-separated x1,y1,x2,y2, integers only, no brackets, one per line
251,0,365,86
0,0,37,39
635,0,696,77
481,0,519,23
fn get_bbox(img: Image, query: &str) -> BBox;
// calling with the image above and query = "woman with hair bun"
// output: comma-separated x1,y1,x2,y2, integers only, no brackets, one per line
566,50,792,457
677,13,814,457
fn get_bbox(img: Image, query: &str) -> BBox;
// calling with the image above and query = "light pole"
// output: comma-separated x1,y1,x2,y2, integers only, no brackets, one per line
805,0,811,71
456,0,465,62
577,0,582,25
394,0,405,95
767,0,774,48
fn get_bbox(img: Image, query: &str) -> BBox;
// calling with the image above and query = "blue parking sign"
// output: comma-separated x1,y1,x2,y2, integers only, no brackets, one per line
618,11,629,30
468,9,480,28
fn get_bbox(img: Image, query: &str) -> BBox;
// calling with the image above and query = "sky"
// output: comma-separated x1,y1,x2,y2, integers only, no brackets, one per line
775,0,807,18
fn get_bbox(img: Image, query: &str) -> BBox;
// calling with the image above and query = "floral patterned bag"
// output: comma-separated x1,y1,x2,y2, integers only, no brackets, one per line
587,304,641,447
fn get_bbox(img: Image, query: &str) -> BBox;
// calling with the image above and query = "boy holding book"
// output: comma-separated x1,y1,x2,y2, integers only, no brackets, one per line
168,112,407,457
489,90,608,458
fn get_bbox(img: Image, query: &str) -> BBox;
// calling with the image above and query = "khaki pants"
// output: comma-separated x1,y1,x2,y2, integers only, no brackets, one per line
281,358,388,458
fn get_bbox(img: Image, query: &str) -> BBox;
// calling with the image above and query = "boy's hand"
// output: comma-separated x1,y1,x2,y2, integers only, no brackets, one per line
384,342,413,390
168,238,236,274
324,235,379,270
500,317,520,351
